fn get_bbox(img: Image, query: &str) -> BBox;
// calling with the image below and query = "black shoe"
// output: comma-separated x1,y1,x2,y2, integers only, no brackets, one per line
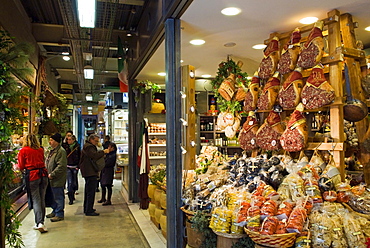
102,201,111,206
97,199,106,203
96,188,100,192
69,200,73,205
85,212,100,216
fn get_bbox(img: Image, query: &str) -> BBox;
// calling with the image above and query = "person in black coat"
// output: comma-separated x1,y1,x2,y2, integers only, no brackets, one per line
62,135,81,205
98,143,117,205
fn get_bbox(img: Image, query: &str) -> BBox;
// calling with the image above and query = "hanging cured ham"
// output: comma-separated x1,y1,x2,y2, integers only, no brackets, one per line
280,103,308,152
301,65,335,109
297,21,324,69
243,72,260,112
258,37,280,80
256,110,285,151
277,28,301,75
238,111,259,151
278,68,304,109
257,72,281,110
218,74,236,101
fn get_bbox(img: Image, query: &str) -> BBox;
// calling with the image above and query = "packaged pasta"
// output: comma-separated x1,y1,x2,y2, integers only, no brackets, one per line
214,207,233,233
342,212,366,248
260,216,278,235
230,209,244,234
260,200,278,217
286,206,307,233
322,191,337,202
246,215,260,232
275,219,287,234
277,201,295,219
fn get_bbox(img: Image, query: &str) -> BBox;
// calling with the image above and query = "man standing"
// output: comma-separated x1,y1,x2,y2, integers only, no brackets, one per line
46,133,67,222
79,134,109,216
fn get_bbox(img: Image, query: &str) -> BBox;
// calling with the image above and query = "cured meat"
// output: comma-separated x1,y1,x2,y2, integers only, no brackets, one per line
301,65,335,109
280,103,308,152
243,72,260,112
238,111,259,150
297,21,324,69
278,69,304,109
277,28,301,75
256,111,285,151
218,74,236,101
257,72,281,110
258,37,280,80
225,115,241,139
217,111,240,139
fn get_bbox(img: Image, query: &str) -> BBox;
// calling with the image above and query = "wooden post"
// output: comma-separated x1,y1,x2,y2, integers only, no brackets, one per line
182,65,196,170
327,9,346,181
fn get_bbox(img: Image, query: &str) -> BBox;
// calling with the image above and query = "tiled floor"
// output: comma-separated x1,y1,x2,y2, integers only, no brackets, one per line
14,178,166,248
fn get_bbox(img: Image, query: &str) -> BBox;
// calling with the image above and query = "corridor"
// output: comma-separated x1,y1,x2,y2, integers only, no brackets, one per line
15,178,166,248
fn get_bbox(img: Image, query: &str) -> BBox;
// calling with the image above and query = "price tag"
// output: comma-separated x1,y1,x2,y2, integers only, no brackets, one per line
302,98,307,104
271,140,277,146
251,139,255,145
333,228,341,231
249,121,254,125
353,232,361,236
288,44,294,49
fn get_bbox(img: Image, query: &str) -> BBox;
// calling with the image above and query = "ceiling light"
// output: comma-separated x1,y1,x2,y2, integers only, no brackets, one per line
252,44,267,49
190,39,205,45
84,65,94,79
365,26,370,31
202,74,212,78
158,72,166,76
224,42,236,47
127,32,132,37
221,7,241,16
87,106,93,110
77,0,96,28
86,94,93,101
62,56,70,61
299,17,318,25
180,60,184,63
62,52,69,55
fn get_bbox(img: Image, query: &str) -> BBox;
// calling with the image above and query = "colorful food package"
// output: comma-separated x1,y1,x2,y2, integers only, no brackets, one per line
286,206,307,233
237,201,251,224
262,185,280,201
257,72,281,110
243,72,260,112
277,201,295,219
238,111,259,151
308,150,327,175
297,21,325,69
246,214,261,232
260,216,279,235
275,219,288,234
260,200,278,217
295,234,311,248
280,103,308,152
342,212,367,248
322,191,337,202
218,73,236,101
231,209,244,234
256,110,285,151
278,68,304,109
258,36,280,80
278,28,302,75
277,173,305,202
301,65,335,109
304,179,323,204
211,207,233,233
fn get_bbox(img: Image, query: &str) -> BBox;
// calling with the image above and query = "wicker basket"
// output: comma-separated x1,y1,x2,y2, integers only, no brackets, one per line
244,228,297,248
342,202,370,220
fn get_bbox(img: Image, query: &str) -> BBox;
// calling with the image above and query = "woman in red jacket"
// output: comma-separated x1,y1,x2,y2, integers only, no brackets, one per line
18,133,48,233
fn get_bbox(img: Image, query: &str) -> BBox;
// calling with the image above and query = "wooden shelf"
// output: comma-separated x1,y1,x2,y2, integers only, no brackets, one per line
148,133,166,135
149,156,166,159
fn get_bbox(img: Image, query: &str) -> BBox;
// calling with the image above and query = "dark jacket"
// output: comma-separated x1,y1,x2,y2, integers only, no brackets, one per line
79,141,105,178
63,142,81,168
100,150,116,186
46,144,67,187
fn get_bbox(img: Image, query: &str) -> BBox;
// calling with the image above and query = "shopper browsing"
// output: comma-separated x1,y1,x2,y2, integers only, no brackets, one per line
18,134,49,233
45,133,67,222
98,143,117,206
62,134,81,205
79,134,109,216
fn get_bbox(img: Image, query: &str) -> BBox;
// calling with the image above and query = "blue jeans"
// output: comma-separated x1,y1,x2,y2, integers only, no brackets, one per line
67,168,78,193
50,187,65,218
29,177,48,225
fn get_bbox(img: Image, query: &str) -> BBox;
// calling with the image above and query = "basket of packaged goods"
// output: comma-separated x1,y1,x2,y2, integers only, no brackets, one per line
244,228,297,248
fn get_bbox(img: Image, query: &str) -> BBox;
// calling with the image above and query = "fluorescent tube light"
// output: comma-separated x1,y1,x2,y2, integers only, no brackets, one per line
86,94,93,101
77,0,96,28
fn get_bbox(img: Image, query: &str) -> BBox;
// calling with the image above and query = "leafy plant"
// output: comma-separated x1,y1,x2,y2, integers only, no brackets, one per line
0,30,32,247
190,211,217,248
132,80,161,102
231,236,255,248
210,58,249,113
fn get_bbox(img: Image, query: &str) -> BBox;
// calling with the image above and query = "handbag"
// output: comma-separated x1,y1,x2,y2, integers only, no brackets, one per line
90,156,105,172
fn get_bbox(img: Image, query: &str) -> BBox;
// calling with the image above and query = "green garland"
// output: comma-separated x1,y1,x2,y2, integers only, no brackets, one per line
210,59,249,113
0,30,31,248
132,80,161,102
